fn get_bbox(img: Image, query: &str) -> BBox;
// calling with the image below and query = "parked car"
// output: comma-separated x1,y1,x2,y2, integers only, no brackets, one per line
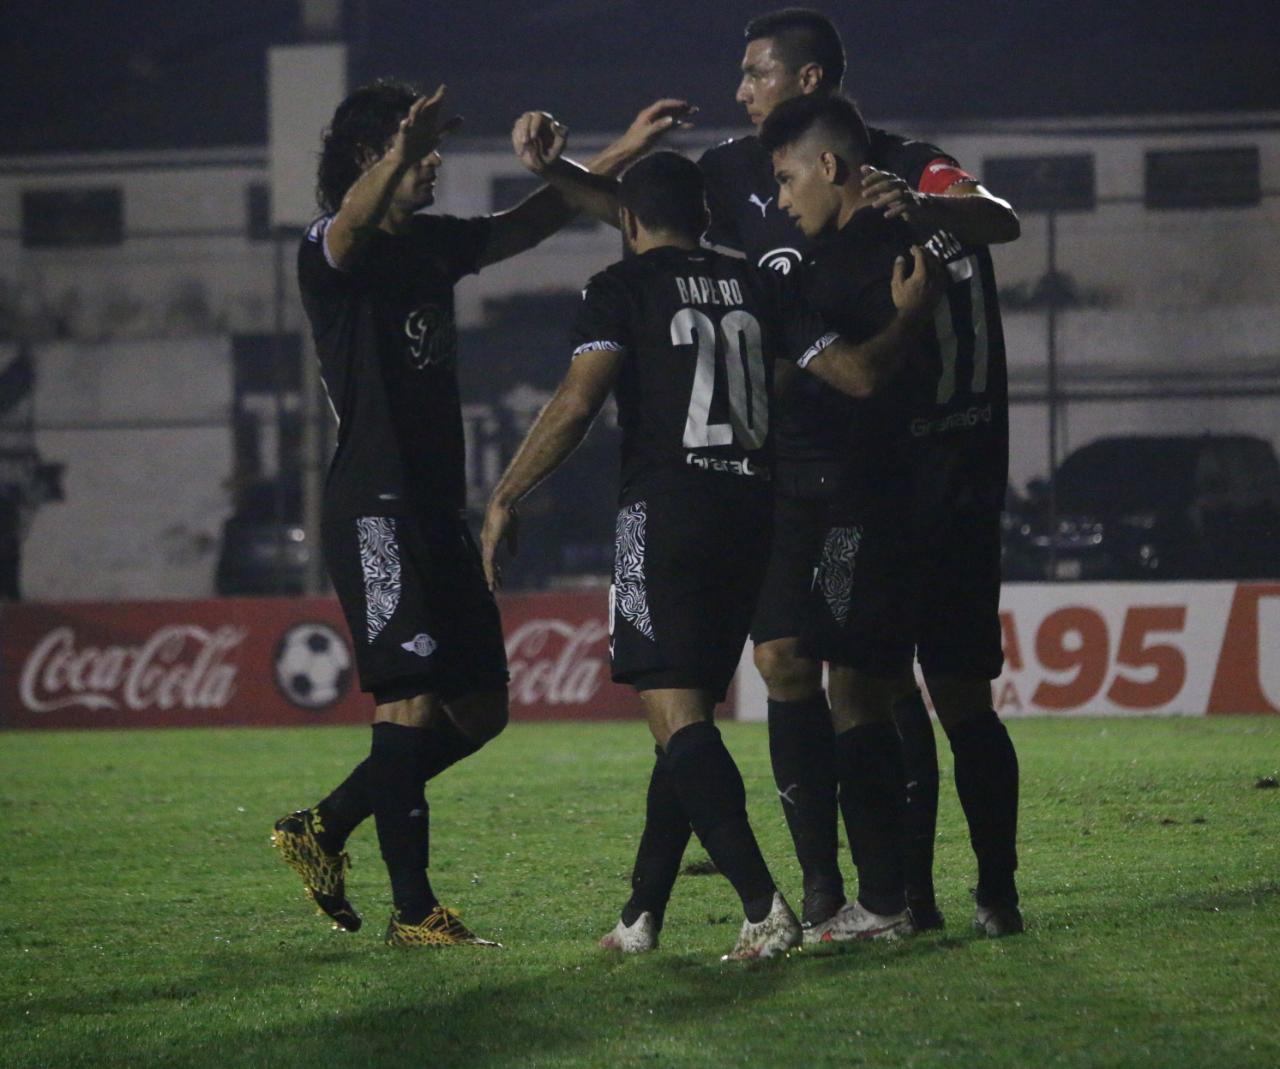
1002,434,1280,581
215,480,312,595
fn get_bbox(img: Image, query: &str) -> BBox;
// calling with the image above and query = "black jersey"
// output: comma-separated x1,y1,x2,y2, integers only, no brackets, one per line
795,208,1009,498
297,212,490,518
570,246,801,503
698,128,968,469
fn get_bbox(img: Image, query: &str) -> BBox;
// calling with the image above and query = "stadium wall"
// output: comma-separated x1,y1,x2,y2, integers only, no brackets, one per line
2,584,1277,729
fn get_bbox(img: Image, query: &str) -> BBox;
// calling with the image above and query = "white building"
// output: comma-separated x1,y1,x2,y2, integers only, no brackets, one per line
1,113,1278,597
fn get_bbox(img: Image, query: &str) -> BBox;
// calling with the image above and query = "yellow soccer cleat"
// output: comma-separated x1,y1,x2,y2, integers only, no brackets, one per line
385,905,502,948
271,809,362,932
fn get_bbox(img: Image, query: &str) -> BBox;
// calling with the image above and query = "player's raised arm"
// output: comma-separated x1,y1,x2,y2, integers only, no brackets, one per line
325,86,462,269
797,246,946,398
481,347,623,588
861,165,1020,246
509,99,698,228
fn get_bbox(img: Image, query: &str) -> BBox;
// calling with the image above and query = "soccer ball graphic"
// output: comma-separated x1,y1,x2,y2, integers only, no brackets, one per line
274,623,353,710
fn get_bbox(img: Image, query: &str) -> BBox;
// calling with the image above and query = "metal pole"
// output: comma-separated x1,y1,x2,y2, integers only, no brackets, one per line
300,311,325,596
1046,208,1060,577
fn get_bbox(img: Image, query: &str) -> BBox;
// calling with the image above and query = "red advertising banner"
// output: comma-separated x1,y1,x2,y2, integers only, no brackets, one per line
0,592,642,729
733,582,1280,719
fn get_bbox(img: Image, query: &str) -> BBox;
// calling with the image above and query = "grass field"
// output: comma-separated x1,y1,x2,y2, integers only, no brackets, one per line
3,717,1278,1069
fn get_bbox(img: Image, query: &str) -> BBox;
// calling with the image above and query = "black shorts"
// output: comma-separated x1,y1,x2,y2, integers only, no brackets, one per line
751,462,841,645
805,447,1004,680
610,487,770,702
322,510,509,702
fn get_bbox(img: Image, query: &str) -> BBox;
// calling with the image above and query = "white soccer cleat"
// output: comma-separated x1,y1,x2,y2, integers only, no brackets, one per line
802,899,911,945
721,892,802,961
599,911,659,953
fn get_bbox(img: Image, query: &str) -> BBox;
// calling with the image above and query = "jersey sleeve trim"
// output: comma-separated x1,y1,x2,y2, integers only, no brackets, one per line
796,332,839,369
306,216,347,273
572,340,626,358
917,158,978,195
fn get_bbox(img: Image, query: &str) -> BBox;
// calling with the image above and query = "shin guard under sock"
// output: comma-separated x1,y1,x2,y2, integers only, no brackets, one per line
314,758,372,851
946,709,1020,907
666,721,776,922
834,722,908,917
767,695,843,907
892,689,940,906
622,747,692,927
369,723,437,921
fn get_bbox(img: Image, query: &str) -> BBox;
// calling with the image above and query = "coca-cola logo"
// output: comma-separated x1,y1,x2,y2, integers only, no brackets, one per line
19,625,246,714
505,618,608,706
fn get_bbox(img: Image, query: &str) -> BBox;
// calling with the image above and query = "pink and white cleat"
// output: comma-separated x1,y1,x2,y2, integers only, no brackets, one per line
721,892,802,961
802,899,910,945
599,911,659,953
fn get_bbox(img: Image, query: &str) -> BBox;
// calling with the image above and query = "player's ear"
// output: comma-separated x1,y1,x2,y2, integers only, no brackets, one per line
621,205,639,243
819,150,844,185
797,62,824,96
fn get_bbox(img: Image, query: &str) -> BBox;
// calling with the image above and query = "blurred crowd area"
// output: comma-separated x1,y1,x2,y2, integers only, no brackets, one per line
1,119,1279,600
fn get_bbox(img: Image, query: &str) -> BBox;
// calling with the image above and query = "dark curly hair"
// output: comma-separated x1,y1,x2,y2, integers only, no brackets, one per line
316,80,420,215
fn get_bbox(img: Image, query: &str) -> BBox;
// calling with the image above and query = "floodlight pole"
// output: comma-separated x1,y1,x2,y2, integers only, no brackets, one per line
1046,207,1060,578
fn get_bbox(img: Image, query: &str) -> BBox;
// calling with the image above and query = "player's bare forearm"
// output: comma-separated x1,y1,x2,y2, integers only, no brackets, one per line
326,153,413,267
540,158,622,226
491,391,598,508
801,315,924,399
924,186,1021,245
480,185,581,266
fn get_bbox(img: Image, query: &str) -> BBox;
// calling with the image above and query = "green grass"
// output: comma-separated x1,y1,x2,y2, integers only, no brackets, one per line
3,718,1278,1069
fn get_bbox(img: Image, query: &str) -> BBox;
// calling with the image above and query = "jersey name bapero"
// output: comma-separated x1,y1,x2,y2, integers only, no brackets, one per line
674,275,745,308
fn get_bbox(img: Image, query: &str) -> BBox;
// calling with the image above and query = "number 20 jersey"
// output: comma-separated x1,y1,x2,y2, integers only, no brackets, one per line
570,246,801,504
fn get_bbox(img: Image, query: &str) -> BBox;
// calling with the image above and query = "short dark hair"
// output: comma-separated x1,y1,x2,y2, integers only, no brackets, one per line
758,93,870,161
316,80,420,214
618,151,708,238
744,8,845,90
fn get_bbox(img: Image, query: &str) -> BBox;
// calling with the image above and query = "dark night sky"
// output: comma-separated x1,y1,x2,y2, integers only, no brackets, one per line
4,1,1279,155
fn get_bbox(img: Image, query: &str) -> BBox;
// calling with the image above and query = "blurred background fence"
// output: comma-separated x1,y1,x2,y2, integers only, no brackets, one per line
2,113,1279,601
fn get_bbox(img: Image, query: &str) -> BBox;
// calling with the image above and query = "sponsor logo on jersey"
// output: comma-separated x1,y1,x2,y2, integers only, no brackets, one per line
748,193,774,217
757,247,803,275
910,403,994,437
684,452,770,479
404,304,457,369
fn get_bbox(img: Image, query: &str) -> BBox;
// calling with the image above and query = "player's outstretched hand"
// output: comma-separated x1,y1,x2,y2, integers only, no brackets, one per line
620,98,698,156
392,85,464,166
862,165,934,227
892,245,947,323
480,501,520,591
512,111,569,174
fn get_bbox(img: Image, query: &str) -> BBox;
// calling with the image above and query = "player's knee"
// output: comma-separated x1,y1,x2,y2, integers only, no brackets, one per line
753,641,818,696
450,691,509,745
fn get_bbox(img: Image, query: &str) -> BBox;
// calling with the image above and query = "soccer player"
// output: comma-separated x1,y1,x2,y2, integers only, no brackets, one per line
760,92,1023,937
512,7,1021,937
479,150,944,958
272,81,690,947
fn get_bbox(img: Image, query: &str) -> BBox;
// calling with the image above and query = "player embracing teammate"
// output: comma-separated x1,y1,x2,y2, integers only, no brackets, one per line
504,6,1025,943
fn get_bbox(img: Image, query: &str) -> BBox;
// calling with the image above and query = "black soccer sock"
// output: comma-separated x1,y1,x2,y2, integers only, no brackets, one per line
314,758,372,852
665,721,776,923
417,714,483,782
892,688,940,907
767,695,844,912
834,722,908,917
622,747,692,927
946,709,1020,908
369,723,438,923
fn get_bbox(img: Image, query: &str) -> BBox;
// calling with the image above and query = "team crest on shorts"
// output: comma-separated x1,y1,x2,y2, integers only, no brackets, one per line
401,633,438,658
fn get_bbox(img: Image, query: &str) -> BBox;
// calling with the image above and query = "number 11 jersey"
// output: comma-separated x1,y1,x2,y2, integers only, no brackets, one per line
570,245,804,504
